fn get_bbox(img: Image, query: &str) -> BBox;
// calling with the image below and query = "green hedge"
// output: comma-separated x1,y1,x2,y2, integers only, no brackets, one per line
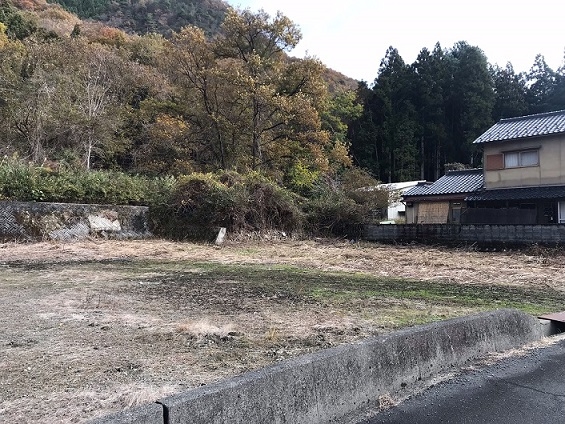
0,160,387,240
0,160,175,205
153,172,304,240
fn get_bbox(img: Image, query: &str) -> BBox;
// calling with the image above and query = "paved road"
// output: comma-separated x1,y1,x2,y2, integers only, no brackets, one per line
360,337,565,424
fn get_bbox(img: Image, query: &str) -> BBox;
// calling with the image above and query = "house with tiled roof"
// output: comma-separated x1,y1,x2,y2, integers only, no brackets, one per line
402,169,484,223
402,109,565,225
466,109,565,224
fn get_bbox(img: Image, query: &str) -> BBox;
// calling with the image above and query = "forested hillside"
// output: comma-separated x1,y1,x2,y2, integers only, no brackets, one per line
48,0,228,36
349,44,565,183
1,0,565,188
0,2,358,183
44,0,357,92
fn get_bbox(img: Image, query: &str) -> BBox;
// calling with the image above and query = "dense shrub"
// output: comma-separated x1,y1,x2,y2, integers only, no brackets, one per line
0,159,39,201
0,159,175,205
302,189,365,238
0,159,387,240
155,172,303,240
301,168,388,238
238,172,303,233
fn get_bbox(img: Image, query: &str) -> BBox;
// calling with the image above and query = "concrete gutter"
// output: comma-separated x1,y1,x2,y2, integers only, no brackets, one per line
88,309,543,424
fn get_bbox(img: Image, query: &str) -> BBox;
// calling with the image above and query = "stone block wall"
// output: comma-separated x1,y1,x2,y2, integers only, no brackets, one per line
0,201,151,241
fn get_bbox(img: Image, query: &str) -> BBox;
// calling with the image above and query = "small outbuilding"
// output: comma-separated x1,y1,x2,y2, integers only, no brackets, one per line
402,169,484,224
378,181,426,222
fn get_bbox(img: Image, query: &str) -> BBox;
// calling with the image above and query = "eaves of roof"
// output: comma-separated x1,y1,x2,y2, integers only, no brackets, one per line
404,193,470,202
474,110,565,144
466,185,565,202
403,169,484,198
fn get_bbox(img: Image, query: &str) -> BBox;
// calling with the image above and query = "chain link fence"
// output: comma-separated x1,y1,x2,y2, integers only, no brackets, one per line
0,201,152,242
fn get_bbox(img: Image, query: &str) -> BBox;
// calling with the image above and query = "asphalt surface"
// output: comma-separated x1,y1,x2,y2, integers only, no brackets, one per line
360,337,565,424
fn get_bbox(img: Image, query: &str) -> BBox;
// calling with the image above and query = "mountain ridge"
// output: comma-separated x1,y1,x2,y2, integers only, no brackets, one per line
6,0,358,90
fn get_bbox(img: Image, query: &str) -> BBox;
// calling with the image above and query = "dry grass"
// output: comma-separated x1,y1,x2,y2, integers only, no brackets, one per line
2,239,565,291
175,320,236,340
1,238,564,422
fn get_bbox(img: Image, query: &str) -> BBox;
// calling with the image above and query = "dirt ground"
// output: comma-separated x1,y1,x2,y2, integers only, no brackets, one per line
1,238,565,423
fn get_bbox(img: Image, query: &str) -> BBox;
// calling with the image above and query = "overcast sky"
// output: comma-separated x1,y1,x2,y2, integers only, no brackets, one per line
225,0,565,83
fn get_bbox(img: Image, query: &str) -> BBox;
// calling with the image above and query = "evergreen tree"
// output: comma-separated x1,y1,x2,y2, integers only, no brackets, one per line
351,42,494,182
0,2,36,40
526,54,557,114
370,47,419,182
491,63,528,120
411,44,448,180
348,81,380,174
443,42,494,167
548,55,565,112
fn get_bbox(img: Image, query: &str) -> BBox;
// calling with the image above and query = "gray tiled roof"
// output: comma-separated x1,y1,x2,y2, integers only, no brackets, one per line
473,110,565,144
466,185,565,202
403,169,484,197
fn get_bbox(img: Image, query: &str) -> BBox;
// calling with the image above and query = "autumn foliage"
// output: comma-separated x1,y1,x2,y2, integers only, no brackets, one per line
0,4,385,237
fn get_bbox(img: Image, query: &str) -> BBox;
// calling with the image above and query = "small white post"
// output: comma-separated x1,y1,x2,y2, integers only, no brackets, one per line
215,227,227,245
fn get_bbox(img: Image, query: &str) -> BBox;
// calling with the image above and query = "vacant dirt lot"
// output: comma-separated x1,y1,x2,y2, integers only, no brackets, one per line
1,238,564,423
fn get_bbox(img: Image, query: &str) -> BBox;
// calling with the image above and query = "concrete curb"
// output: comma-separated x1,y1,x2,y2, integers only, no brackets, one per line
88,309,543,424
87,403,163,424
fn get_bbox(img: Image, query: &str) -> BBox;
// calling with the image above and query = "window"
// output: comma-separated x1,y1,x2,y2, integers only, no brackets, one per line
520,150,539,166
504,150,539,168
504,152,519,168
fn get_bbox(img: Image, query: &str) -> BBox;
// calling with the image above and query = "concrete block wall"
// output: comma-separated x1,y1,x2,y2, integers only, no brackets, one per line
0,201,151,241
89,309,543,424
364,223,565,245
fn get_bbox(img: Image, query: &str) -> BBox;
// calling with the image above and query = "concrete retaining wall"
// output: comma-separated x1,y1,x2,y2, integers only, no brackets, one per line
88,309,543,424
364,223,565,245
0,201,151,241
